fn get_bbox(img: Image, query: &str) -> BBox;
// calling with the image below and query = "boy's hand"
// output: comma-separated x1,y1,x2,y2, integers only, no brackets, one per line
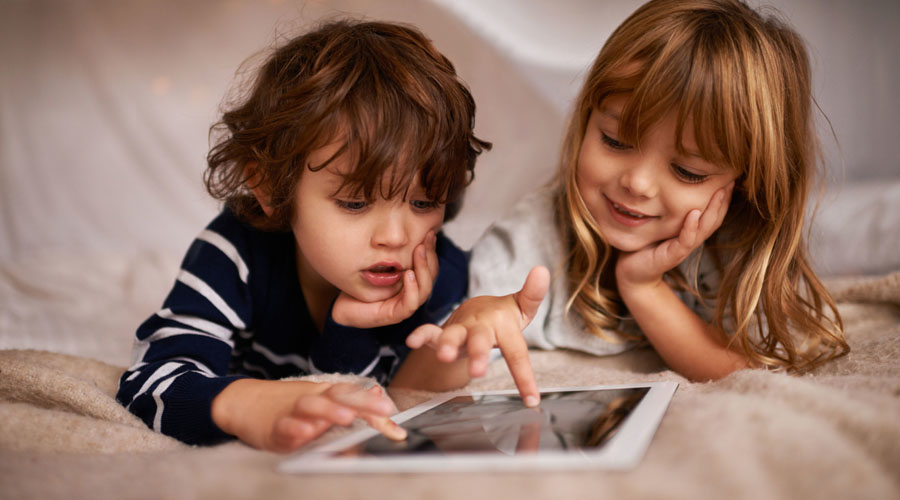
332,232,439,328
211,379,405,453
405,266,550,407
616,182,733,291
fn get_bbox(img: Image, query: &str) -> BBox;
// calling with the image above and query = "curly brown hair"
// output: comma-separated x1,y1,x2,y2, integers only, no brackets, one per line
205,20,491,231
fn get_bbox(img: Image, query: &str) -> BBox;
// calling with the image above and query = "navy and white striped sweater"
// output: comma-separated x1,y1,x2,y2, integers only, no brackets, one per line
116,208,467,445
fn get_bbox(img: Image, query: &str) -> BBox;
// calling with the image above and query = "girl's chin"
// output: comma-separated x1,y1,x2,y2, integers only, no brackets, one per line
602,228,677,254
604,234,651,253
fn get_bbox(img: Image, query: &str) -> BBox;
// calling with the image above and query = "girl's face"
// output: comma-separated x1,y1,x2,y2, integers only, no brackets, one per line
291,140,445,303
576,95,738,252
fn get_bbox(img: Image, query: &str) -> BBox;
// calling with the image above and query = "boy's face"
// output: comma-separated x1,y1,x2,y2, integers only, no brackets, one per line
576,95,737,252
291,140,445,303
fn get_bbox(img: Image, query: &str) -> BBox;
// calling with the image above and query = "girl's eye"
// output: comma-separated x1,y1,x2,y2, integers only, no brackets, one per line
410,199,439,211
601,132,631,151
336,200,368,212
672,165,708,184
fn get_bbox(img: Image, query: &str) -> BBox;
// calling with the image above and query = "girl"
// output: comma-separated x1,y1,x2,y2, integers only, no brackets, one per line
116,20,521,452
410,0,849,390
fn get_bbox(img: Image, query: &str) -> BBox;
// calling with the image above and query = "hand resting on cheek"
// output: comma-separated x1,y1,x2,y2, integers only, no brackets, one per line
615,182,734,291
332,231,439,328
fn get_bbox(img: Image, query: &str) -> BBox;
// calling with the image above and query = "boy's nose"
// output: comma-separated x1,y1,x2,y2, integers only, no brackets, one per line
371,210,410,248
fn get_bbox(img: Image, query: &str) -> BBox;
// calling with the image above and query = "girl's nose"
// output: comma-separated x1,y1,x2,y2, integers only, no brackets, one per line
371,209,410,248
620,158,658,198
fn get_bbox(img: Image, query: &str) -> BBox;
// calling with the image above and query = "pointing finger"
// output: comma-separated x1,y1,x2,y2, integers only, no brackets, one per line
498,331,540,408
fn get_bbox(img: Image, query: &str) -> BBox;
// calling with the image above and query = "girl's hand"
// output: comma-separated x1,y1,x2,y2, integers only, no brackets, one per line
616,182,733,290
332,231,439,328
405,266,550,407
211,379,405,453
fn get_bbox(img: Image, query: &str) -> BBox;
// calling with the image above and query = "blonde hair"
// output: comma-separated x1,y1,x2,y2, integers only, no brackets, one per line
558,0,848,371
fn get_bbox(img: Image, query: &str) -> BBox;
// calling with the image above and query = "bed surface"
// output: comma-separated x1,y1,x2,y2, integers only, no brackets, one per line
2,271,899,499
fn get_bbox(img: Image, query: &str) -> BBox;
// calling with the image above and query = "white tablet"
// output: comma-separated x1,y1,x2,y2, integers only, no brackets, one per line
278,381,677,474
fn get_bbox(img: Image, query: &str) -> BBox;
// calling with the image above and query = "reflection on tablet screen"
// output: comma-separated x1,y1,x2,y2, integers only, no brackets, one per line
343,388,649,457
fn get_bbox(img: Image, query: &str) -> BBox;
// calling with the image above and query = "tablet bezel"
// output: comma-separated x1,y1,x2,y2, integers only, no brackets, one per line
278,381,677,474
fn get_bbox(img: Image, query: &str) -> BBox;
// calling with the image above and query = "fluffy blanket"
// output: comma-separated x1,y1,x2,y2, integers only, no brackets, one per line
1,272,899,500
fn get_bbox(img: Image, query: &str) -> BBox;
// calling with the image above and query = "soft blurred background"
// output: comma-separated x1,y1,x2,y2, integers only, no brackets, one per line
1,0,898,362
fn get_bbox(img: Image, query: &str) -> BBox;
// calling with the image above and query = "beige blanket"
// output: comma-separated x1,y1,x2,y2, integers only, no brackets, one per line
2,272,899,500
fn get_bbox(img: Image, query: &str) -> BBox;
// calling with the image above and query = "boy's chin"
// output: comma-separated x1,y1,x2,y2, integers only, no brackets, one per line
345,286,403,304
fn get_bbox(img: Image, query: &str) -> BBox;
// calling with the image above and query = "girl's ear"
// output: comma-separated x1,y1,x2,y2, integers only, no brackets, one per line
244,162,274,217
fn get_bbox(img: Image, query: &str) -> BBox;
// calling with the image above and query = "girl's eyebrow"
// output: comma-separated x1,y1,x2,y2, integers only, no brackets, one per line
683,149,704,159
598,106,621,121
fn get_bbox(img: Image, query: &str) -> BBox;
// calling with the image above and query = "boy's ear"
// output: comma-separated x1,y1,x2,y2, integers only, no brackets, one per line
244,162,274,217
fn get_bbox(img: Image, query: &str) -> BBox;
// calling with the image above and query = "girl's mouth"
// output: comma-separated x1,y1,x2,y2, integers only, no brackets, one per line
605,196,656,227
362,262,404,287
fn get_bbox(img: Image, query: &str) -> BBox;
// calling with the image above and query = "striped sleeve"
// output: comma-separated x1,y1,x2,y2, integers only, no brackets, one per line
116,216,253,445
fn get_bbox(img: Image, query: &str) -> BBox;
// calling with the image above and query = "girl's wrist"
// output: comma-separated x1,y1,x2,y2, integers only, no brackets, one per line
617,277,669,306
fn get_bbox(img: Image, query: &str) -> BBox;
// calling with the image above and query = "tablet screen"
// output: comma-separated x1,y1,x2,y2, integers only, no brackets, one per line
341,387,650,457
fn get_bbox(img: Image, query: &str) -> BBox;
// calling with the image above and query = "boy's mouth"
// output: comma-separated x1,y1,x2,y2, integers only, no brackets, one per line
362,262,404,287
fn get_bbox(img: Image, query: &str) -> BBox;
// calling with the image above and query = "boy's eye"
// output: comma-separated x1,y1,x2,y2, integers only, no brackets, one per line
336,199,368,211
410,199,439,211
601,132,631,151
672,164,708,184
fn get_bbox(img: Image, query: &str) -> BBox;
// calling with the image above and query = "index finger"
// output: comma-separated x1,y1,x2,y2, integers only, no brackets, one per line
698,182,733,237
411,244,433,301
497,331,540,407
361,413,408,441
328,384,395,416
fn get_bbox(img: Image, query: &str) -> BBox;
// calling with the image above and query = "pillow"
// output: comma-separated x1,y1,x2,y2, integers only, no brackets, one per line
809,180,900,276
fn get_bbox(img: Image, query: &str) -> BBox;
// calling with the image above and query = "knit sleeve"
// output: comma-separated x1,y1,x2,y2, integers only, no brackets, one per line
116,215,253,445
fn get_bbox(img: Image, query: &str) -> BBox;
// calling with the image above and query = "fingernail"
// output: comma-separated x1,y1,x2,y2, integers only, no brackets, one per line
407,270,415,282
524,395,540,408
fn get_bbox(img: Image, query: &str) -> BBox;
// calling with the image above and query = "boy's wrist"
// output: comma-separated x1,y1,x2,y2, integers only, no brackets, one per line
211,379,334,444
210,378,250,436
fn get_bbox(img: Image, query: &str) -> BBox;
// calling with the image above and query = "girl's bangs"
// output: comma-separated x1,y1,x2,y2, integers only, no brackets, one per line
591,30,750,175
